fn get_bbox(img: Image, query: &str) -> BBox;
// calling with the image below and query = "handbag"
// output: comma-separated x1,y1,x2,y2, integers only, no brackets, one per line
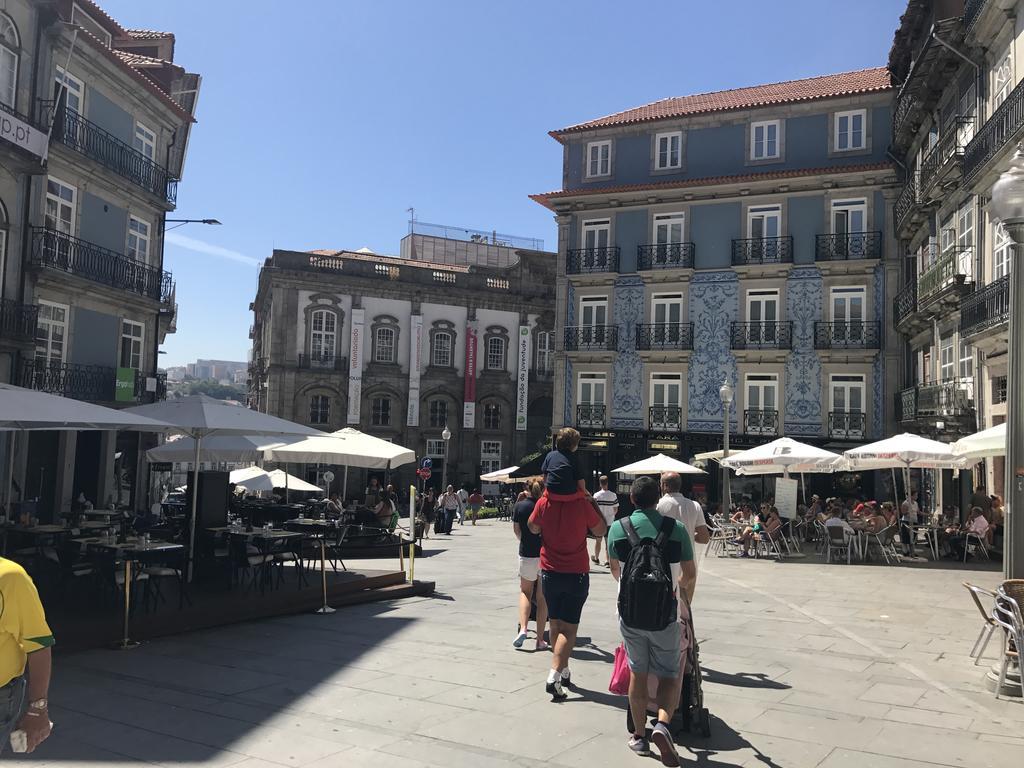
609,643,631,695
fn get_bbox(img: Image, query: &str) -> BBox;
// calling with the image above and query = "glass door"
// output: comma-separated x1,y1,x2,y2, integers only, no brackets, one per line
830,374,865,438
651,294,683,346
582,219,610,270
580,298,608,347
748,205,780,261
746,290,778,345
745,374,778,434
830,287,866,346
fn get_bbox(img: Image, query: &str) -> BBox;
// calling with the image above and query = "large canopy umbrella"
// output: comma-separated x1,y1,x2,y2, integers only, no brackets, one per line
121,396,321,578
613,454,704,476
951,423,1007,460
0,383,172,431
720,438,842,476
229,467,322,494
480,465,520,483
146,434,288,464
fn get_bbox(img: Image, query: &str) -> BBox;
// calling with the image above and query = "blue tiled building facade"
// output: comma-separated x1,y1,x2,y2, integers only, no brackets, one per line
532,69,903,497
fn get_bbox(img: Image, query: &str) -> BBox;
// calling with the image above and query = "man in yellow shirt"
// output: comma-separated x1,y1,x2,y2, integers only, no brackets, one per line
0,558,54,754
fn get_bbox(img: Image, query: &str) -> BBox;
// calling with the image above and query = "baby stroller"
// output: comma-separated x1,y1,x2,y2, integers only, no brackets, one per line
625,596,711,738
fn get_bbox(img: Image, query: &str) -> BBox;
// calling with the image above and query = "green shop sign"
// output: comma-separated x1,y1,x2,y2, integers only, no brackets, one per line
115,367,136,402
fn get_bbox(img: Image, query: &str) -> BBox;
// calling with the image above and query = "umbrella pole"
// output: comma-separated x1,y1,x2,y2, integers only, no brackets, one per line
800,473,806,506
187,434,202,582
342,465,348,503
4,432,16,523
892,468,899,506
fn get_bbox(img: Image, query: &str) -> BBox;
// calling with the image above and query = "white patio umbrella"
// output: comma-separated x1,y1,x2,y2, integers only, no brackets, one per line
266,469,322,492
121,395,321,579
229,466,274,493
147,434,289,464
720,438,842,476
0,383,172,431
951,423,1006,460
480,465,520,483
613,454,704,475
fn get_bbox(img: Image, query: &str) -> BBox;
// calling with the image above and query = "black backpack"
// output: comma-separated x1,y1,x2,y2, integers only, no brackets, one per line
617,516,677,631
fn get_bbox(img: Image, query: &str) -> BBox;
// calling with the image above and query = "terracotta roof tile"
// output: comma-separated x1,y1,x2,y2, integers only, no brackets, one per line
114,50,177,69
529,162,895,210
552,67,892,139
125,28,175,40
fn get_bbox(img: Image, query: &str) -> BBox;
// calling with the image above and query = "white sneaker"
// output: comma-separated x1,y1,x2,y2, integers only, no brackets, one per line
513,632,528,648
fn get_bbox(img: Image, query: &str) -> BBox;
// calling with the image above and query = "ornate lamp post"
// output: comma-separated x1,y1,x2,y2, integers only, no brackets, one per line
720,377,734,512
989,148,1024,581
441,424,452,492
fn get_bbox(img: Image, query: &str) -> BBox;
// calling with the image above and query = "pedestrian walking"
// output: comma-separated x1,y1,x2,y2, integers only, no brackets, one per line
468,489,484,525
439,485,460,535
512,479,548,651
418,488,436,540
456,486,469,525
592,475,619,566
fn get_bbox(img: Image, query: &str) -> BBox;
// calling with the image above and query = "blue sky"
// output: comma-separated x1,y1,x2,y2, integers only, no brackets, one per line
99,0,905,367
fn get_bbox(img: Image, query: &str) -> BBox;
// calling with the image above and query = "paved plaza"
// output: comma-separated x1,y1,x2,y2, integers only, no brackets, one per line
14,521,1024,767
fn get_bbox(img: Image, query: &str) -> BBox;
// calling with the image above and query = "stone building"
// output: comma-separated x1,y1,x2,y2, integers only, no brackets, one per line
248,225,556,495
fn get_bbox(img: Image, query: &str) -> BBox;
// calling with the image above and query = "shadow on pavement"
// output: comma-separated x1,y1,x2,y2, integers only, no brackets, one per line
701,667,791,690
678,713,783,768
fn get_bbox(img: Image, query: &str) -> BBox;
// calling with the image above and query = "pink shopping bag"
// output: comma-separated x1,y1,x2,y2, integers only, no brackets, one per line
609,643,631,695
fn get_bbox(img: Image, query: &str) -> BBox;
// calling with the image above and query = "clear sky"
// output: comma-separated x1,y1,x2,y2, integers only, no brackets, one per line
98,0,905,367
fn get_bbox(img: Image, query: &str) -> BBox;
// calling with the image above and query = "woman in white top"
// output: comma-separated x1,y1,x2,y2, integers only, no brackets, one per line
591,475,619,566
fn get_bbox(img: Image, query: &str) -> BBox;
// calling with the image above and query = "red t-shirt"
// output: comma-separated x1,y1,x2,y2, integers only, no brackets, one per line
528,490,603,573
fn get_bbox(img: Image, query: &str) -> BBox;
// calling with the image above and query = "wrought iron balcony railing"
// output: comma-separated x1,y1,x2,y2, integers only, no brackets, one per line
828,411,866,440
965,0,988,31
298,353,348,371
918,247,973,304
731,236,793,265
960,276,1010,337
134,370,167,402
576,404,606,428
919,117,973,193
899,378,974,422
564,325,618,352
744,408,779,436
635,323,694,351
649,406,682,431
894,281,918,328
895,174,920,234
0,299,39,342
17,359,166,403
30,227,173,302
964,76,1024,183
566,246,619,274
636,243,695,271
730,321,793,350
815,232,882,261
40,101,177,203
813,321,881,349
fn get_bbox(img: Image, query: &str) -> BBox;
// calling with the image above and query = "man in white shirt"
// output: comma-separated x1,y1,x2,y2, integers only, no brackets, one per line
591,475,619,566
657,472,710,559
455,487,468,525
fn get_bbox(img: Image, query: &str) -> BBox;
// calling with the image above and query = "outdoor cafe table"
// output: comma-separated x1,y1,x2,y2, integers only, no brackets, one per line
283,518,338,614
73,537,184,649
910,524,942,560
205,527,307,587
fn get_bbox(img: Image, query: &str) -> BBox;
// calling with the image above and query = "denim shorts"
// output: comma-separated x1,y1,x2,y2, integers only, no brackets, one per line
541,571,589,625
0,676,26,755
619,619,682,679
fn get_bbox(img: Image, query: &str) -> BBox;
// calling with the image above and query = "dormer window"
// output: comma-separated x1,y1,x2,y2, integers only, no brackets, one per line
586,140,611,178
750,120,780,160
72,3,112,47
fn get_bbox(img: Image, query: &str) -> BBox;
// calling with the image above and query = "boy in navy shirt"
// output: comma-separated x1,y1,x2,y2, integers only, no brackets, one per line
541,428,587,495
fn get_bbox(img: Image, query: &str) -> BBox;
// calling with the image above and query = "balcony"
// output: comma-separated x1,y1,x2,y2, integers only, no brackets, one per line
895,174,923,236
898,378,975,424
298,353,348,371
919,117,973,196
134,370,167,403
960,275,1010,345
30,227,173,303
731,236,793,266
894,280,920,331
635,323,694,351
41,102,177,204
744,408,779,436
0,299,39,344
813,321,881,350
828,411,866,440
815,232,882,262
964,76,1024,184
577,404,606,428
566,246,619,274
965,0,988,32
18,360,163,402
730,321,793,350
564,325,618,352
637,243,694,271
649,406,682,431
918,247,973,309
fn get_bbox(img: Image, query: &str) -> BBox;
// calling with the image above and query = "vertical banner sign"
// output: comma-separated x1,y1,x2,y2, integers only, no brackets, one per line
407,314,423,426
516,325,530,431
463,323,477,429
347,309,365,424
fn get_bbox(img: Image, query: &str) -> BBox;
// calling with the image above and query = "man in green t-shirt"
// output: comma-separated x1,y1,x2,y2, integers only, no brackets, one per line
608,476,694,765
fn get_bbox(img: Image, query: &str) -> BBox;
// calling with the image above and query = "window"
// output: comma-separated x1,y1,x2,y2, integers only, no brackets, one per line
483,402,501,430
426,439,446,458
650,373,683,408
578,372,606,405
959,339,973,381
119,319,144,369
746,289,780,344
133,122,155,160
939,214,956,258
830,374,865,438
579,296,608,346
581,218,610,252
127,216,150,263
829,286,866,344
831,199,866,235
310,309,336,363
750,120,780,160
651,293,684,325
371,396,392,427
485,336,505,371
0,15,19,109
745,373,779,435
428,398,448,428
536,331,553,374
993,41,1013,108
309,395,330,425
585,140,611,178
45,177,76,234
35,301,68,362
994,223,1013,280
992,376,1008,404
54,67,82,114
653,212,685,245
748,204,781,239
654,131,682,170
374,326,396,362
939,334,955,381
432,331,452,367
957,201,974,252
481,441,502,476
834,109,866,151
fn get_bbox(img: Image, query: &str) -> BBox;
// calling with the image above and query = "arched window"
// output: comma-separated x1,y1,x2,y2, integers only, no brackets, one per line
371,396,392,427
486,336,506,370
0,15,18,109
309,394,330,425
374,326,396,363
428,398,448,428
310,309,337,364
432,331,452,367
483,402,501,430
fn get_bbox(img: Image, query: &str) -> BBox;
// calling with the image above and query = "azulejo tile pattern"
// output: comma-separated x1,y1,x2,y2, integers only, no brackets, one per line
611,275,644,429
687,271,739,432
872,262,885,438
784,267,823,436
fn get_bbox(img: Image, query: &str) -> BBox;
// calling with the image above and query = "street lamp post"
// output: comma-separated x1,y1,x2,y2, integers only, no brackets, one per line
441,425,452,492
720,377,734,513
989,148,1024,581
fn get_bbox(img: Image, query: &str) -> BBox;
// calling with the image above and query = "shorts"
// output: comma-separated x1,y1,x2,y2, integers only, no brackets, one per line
518,556,541,581
541,570,590,625
619,618,681,679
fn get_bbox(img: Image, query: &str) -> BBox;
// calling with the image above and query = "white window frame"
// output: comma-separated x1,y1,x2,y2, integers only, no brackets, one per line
374,326,396,363
650,293,684,325
485,335,505,371
54,66,83,114
577,372,607,405
482,402,502,430
834,109,866,151
35,300,69,363
45,176,76,234
133,121,156,160
425,439,446,458
939,335,955,382
959,339,973,381
745,288,780,322
649,372,683,408
994,223,1013,280
309,394,330,425
428,398,449,428
653,211,685,245
310,309,337,363
432,330,453,367
581,218,611,251
831,198,867,234
829,374,865,414
119,318,144,370
371,396,392,427
747,204,781,239
127,215,150,263
744,373,779,412
0,15,19,110
536,331,553,373
750,120,780,160
579,295,608,327
585,140,611,178
480,440,502,476
654,131,683,170
993,40,1013,109
829,286,866,322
